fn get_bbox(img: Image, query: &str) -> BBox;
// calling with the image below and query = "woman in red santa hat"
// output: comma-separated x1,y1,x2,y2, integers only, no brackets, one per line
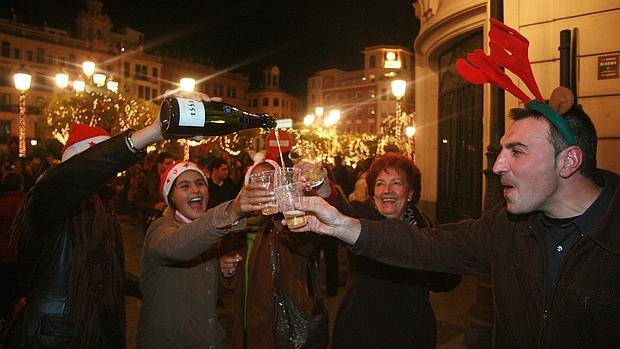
137,160,273,349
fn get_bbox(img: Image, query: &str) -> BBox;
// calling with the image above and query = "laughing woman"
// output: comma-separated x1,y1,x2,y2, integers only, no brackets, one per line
332,153,462,349
137,161,273,349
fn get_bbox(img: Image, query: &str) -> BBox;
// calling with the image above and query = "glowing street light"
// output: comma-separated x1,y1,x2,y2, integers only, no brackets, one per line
106,79,119,93
73,79,86,92
92,72,107,87
303,114,316,126
14,70,32,158
180,77,196,92
324,109,341,127
55,73,69,89
82,60,96,77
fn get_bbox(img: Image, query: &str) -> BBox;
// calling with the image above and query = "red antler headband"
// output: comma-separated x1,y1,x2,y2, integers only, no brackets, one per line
456,19,577,146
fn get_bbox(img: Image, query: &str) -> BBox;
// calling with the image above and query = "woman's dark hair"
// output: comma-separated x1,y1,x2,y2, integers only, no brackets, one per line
365,153,421,204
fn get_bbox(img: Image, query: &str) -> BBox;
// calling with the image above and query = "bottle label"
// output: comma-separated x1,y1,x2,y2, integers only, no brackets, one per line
177,97,206,127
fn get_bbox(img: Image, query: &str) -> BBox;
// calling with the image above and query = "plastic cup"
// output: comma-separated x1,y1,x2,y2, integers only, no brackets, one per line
249,170,278,215
274,182,307,229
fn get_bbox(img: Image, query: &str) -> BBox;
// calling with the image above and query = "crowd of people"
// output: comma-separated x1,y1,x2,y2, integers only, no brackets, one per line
1,21,619,349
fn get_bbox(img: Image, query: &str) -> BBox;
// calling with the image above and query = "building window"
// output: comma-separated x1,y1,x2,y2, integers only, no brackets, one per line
124,62,130,78
14,48,20,60
27,51,34,62
369,55,376,68
262,97,269,107
152,67,158,79
252,98,258,108
0,67,10,86
227,86,237,99
36,48,44,63
138,85,144,99
152,89,158,99
214,83,223,96
0,93,10,106
273,97,279,107
0,120,11,143
1,41,10,57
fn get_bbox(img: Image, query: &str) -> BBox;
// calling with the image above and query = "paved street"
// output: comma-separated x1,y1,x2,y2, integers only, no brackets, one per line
120,214,476,349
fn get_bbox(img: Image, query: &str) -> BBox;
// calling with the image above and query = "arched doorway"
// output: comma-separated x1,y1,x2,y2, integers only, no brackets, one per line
436,31,483,223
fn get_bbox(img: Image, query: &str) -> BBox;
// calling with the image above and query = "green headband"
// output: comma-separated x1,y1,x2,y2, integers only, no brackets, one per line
525,100,577,146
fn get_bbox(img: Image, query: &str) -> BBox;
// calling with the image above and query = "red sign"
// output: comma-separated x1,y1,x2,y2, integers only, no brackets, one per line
265,130,292,156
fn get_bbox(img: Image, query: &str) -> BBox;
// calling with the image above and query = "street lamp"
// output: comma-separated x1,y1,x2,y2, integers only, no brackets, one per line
57,61,117,93
82,60,95,78
92,72,107,87
180,77,196,92
304,106,340,128
55,73,69,89
14,70,32,158
324,109,341,127
390,79,407,139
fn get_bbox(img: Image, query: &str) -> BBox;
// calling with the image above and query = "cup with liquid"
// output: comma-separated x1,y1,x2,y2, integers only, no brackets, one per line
249,170,279,215
274,182,307,229
288,144,327,188
273,167,302,187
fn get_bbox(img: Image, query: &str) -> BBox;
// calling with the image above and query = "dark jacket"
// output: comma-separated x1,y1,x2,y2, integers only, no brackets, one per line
5,132,141,349
333,200,461,349
356,169,620,348
0,190,23,263
221,214,323,349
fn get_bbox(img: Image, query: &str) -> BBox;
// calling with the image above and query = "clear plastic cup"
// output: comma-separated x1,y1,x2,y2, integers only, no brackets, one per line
274,182,307,229
249,170,278,215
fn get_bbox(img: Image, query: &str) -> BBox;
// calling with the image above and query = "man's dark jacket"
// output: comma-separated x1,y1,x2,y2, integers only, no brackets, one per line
356,170,620,348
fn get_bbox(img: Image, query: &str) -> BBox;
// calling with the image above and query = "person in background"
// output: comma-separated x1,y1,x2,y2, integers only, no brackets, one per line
290,103,620,348
0,172,25,330
208,157,241,209
133,151,176,229
137,160,272,349
4,114,167,348
331,152,461,348
348,157,373,203
220,159,329,349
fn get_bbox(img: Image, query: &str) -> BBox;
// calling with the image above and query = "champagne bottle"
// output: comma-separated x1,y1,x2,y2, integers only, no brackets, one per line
159,96,277,138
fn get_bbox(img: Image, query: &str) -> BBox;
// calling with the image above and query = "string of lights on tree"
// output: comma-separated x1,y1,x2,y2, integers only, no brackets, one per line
43,90,412,166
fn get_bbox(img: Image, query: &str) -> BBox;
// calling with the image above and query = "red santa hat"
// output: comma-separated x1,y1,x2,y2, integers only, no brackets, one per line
61,123,111,162
160,160,207,206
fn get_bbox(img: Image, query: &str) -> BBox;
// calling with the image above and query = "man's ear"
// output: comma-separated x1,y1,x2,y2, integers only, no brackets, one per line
558,146,583,178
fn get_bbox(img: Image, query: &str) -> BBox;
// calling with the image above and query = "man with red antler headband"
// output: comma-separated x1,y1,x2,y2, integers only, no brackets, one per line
287,19,620,348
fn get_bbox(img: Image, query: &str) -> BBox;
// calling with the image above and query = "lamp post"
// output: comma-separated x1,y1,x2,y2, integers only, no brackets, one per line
390,79,407,140
405,115,417,161
14,71,32,158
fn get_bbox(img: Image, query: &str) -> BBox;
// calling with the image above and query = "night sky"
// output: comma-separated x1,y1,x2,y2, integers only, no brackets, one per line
3,0,420,98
